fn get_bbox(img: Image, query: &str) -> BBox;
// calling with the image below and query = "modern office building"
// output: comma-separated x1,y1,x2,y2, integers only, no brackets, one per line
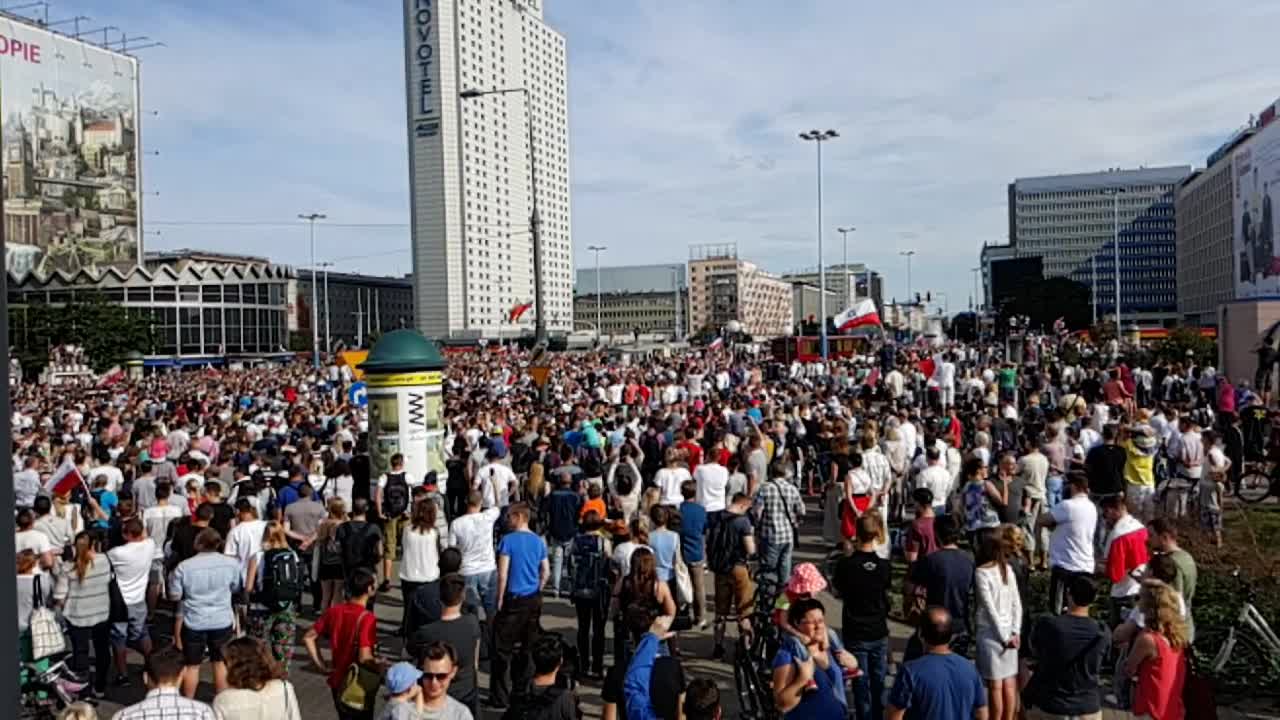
402,0,573,339
8,249,293,364
781,264,884,314
789,282,840,328
572,263,687,338
1175,136,1245,327
1007,165,1190,326
294,270,415,350
687,244,792,338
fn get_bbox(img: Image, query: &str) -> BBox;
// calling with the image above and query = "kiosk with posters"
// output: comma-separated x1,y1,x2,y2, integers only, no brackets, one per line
359,330,447,483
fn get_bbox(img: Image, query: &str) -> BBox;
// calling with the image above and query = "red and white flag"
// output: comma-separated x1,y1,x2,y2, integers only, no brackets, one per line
708,336,724,350
96,365,124,387
44,459,86,496
508,301,533,323
833,299,881,331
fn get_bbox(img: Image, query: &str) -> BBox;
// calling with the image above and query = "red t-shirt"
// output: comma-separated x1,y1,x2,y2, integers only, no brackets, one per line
677,441,703,473
313,602,378,689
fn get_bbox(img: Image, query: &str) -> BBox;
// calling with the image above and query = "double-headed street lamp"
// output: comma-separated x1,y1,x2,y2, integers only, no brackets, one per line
800,129,839,361
899,249,916,301
298,212,326,368
837,226,856,307
460,86,546,347
587,245,607,344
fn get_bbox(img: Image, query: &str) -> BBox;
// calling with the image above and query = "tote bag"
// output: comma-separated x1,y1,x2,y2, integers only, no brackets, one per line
29,576,67,660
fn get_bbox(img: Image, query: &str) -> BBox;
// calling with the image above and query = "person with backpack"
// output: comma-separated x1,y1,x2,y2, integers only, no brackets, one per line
607,442,643,523
244,521,302,673
570,510,613,680
501,634,579,720
376,453,413,593
545,472,583,599
709,492,756,661
337,498,384,610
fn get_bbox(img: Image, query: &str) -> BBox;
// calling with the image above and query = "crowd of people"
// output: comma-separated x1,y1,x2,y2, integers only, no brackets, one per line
10,335,1262,720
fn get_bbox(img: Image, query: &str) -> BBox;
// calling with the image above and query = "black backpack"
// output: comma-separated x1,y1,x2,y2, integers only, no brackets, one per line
569,535,608,602
339,521,380,570
612,462,637,498
382,472,410,518
320,527,344,569
501,684,574,720
707,515,743,575
511,442,534,475
255,548,302,611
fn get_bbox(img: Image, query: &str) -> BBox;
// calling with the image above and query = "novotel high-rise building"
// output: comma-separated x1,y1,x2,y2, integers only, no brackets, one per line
402,0,573,339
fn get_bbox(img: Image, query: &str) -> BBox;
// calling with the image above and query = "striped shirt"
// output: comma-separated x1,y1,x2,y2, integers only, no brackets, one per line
54,554,112,627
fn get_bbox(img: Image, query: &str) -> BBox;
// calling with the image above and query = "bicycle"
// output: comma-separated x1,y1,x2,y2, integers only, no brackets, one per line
732,575,783,720
1191,569,1280,698
1235,460,1280,504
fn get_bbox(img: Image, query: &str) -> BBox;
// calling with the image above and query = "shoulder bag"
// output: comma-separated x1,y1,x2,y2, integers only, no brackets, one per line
337,612,382,711
29,575,68,660
106,555,129,623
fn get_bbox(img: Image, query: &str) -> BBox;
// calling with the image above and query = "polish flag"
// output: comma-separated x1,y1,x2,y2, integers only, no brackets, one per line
708,336,724,350
96,366,124,387
44,459,86,497
508,301,533,323
833,299,881,331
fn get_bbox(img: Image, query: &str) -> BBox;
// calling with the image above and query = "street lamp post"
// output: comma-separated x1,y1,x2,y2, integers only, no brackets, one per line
1102,188,1126,331
460,87,546,347
298,213,326,368
800,129,839,361
588,245,606,344
837,226,856,308
1091,255,1098,325
900,249,916,301
970,267,980,312
318,261,334,353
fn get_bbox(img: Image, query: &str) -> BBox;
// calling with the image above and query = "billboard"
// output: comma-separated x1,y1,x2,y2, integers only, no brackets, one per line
0,16,141,276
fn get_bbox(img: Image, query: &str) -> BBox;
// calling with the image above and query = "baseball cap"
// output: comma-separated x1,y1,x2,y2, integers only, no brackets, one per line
385,661,423,694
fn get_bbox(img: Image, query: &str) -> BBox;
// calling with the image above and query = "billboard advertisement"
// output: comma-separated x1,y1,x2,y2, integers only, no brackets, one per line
0,16,141,276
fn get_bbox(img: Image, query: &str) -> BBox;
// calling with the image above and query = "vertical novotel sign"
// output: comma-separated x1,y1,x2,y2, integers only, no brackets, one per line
409,0,441,139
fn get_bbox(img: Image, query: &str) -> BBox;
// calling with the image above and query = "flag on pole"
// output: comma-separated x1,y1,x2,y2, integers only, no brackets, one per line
833,299,882,332
96,366,124,387
508,301,533,323
708,336,724,350
44,459,86,497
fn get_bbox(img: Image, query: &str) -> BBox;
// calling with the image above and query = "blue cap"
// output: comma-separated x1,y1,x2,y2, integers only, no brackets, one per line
385,662,423,694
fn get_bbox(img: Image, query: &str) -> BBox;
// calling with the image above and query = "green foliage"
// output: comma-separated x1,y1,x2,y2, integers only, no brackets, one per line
9,296,154,375
1152,326,1216,367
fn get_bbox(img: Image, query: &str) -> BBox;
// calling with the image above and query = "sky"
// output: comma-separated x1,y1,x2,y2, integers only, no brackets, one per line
72,0,1280,315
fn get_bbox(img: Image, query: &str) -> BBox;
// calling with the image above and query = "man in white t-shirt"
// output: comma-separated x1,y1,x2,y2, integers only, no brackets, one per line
1037,473,1097,614
223,500,267,584
16,508,57,572
694,452,729,520
448,491,501,620
475,449,516,510
107,518,157,683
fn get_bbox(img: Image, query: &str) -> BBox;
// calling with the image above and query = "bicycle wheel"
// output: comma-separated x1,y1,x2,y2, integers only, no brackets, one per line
733,639,766,720
1192,626,1280,697
1237,471,1273,504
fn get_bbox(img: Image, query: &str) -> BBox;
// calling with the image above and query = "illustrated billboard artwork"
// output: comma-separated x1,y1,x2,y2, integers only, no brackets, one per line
0,16,141,276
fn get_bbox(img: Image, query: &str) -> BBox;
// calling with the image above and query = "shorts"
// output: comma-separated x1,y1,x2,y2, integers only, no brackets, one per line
180,625,233,666
714,565,755,618
111,602,150,649
383,515,407,560
1200,507,1223,533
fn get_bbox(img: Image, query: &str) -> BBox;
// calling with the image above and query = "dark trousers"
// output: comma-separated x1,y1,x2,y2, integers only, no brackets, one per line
573,597,607,675
490,594,543,706
67,621,111,691
294,548,319,610
1050,566,1091,615
848,636,888,720
400,580,425,636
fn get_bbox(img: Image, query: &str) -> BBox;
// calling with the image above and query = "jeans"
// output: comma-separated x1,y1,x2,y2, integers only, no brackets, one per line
464,570,498,619
549,539,575,598
490,594,543,707
757,539,793,597
847,637,888,720
573,597,607,675
67,621,111,691
1046,475,1065,508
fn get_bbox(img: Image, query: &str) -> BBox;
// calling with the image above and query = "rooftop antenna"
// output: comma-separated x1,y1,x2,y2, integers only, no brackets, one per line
125,41,165,52
45,14,89,29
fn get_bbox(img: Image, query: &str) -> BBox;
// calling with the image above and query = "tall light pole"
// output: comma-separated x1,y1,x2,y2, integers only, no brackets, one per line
588,244,606,344
970,267,980,312
460,87,546,346
800,129,839,360
318,261,334,353
900,249,916,301
1091,255,1098,325
298,213,326,368
837,226,856,307
1102,187,1126,332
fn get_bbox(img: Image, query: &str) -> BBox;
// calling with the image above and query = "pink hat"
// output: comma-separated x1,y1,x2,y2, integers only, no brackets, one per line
785,562,827,596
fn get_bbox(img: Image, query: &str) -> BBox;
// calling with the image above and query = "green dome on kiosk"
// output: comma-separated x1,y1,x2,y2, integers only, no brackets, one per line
358,330,446,374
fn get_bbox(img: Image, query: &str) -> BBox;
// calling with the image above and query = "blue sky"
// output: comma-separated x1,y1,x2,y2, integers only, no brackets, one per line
89,0,1280,313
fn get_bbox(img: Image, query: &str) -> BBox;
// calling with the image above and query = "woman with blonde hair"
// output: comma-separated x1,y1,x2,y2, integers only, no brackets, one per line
53,532,113,694
51,488,83,538
1123,581,1188,720
212,636,301,720
313,497,348,611
244,521,300,673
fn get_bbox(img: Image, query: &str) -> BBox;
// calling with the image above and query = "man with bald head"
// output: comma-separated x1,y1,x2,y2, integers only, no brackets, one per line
887,607,988,720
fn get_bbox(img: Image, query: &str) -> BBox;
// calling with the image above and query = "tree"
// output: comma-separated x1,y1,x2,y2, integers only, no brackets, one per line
1153,326,1216,368
996,276,1091,334
9,296,154,376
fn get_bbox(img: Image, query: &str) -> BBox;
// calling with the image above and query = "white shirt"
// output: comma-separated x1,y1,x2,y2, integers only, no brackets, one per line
449,508,500,576
399,527,441,583
1049,494,1097,574
899,421,918,455
212,679,302,720
475,463,516,509
108,538,159,605
16,529,55,558
612,540,647,579
319,474,355,510
143,503,187,551
89,464,124,494
654,466,692,507
694,462,729,513
224,519,267,582
916,465,953,510
975,564,1023,644
885,370,905,398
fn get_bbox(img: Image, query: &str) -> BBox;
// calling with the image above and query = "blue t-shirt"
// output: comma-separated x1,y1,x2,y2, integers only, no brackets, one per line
772,644,846,720
498,529,547,598
888,653,986,720
648,529,678,582
94,490,118,529
678,501,707,563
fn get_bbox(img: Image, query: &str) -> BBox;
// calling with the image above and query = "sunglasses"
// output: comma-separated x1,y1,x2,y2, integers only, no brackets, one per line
422,672,451,683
